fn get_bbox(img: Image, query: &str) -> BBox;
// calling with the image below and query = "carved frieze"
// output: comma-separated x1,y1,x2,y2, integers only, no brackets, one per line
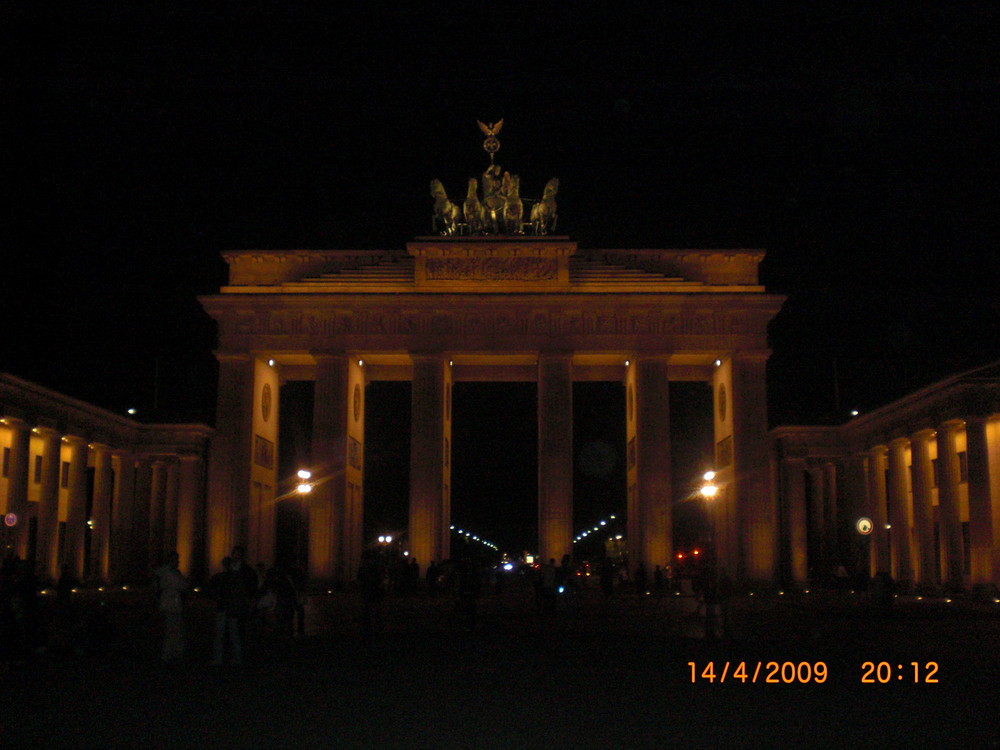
425,257,559,281
220,305,774,340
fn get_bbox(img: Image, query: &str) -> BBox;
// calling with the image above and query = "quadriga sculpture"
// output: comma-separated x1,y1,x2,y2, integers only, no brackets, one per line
502,173,523,234
530,178,559,235
463,178,486,235
429,179,461,235
481,165,505,233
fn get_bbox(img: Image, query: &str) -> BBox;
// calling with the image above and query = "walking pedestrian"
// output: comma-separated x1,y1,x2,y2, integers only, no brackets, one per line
153,551,188,663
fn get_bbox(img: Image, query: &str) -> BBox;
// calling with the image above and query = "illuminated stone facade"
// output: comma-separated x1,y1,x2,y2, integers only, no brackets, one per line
772,361,1000,590
0,373,211,583
200,237,785,584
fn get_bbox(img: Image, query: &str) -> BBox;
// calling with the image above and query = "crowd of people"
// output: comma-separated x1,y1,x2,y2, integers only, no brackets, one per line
4,544,869,670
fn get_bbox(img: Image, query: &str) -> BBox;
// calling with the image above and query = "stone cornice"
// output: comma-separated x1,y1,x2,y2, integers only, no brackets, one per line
0,372,212,450
200,294,782,354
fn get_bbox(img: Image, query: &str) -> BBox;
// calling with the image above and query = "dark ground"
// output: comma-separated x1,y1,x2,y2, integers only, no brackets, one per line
4,582,999,749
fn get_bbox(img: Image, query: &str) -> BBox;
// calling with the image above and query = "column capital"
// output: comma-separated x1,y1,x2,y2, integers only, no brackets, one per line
0,416,30,430
911,428,936,442
62,434,89,447
888,436,910,449
937,418,965,435
31,425,61,439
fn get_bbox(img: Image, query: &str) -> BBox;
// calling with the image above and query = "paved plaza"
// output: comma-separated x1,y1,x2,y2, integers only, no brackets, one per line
4,584,999,749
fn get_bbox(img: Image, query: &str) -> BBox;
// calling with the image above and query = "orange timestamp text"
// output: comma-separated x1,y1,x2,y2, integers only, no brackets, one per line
688,661,828,684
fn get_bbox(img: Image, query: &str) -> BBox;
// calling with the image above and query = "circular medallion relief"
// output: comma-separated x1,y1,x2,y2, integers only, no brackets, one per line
627,385,634,422
261,383,272,423
718,383,727,422
353,384,361,423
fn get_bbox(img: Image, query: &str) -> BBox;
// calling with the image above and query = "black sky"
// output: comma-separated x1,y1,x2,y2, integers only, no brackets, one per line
4,5,999,551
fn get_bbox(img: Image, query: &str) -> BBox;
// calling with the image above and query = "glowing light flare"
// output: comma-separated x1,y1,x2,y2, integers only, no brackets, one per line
296,483,312,494
297,469,312,480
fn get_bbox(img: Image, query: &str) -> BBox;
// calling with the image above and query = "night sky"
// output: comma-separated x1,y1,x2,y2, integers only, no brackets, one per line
5,5,999,553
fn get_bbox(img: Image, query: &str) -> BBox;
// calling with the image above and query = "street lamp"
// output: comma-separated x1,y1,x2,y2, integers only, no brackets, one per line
296,468,313,495
700,471,718,499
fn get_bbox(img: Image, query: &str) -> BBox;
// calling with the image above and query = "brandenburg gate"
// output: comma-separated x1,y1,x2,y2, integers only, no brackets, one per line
200,238,785,584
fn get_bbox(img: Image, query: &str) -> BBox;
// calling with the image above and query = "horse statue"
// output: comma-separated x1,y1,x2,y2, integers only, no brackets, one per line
430,179,461,235
463,178,486,235
502,173,523,234
530,178,559,235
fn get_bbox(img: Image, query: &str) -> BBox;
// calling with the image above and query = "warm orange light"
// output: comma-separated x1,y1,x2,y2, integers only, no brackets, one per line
676,553,685,560
693,549,700,556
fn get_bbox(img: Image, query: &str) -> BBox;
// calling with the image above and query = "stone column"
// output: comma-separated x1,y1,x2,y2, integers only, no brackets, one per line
311,354,349,582
783,457,808,584
163,459,180,558
61,437,89,580
731,354,776,583
909,430,937,584
409,354,449,572
131,458,153,579
149,459,168,563
887,438,913,585
206,353,255,573
965,416,997,586
936,421,964,589
537,352,573,565
634,357,672,570
343,357,366,580
4,418,31,559
176,454,205,580
35,428,61,581
624,360,638,569
806,465,825,571
439,363,453,564
822,463,838,566
866,446,890,575
90,444,114,582
110,451,135,583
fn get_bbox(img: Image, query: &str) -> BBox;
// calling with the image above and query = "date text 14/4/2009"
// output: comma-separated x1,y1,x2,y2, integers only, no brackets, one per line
688,662,940,684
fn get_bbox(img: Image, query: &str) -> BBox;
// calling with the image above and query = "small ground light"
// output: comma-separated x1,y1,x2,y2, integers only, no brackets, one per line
851,410,859,416
127,408,137,415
